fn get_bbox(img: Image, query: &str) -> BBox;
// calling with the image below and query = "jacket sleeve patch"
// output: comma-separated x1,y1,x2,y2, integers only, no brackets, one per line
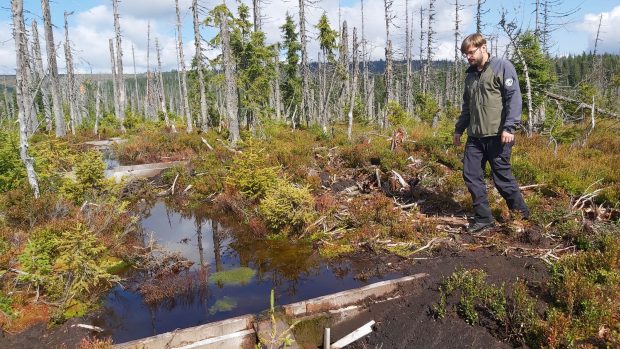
505,78,514,87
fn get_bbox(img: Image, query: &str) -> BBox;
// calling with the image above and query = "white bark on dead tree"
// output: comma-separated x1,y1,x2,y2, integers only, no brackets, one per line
41,0,65,137
404,0,413,115
95,81,101,135
12,0,40,198
219,10,239,145
500,15,533,137
155,38,174,132
348,27,359,141
299,0,309,126
63,11,77,135
109,39,121,124
31,19,52,132
112,0,126,131
145,21,154,120
175,0,193,133
192,0,209,131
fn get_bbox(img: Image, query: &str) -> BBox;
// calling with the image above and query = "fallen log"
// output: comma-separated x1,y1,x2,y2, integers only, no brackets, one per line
545,91,619,119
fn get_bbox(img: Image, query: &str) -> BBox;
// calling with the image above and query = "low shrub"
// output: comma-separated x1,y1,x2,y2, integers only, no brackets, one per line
258,179,315,235
225,144,280,201
60,150,108,204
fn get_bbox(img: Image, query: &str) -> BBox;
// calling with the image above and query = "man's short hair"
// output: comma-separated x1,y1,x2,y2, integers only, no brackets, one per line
461,33,486,54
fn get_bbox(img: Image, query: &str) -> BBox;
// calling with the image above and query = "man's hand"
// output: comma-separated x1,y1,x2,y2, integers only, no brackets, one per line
501,131,514,144
453,133,462,146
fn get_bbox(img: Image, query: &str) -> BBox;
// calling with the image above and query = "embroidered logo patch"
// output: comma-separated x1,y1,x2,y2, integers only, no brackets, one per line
505,78,514,87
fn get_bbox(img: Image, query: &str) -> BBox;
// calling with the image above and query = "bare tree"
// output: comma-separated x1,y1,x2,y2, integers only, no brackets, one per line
404,0,414,115
273,43,282,121
299,0,310,126
145,21,154,120
31,19,52,132
41,0,65,137
175,0,192,133
109,38,121,124
383,0,394,128
592,14,604,90
112,0,126,131
219,10,239,145
131,44,139,115
348,27,359,140
155,38,174,132
419,6,425,91
12,0,40,198
423,0,436,95
360,0,371,120
63,11,78,135
95,81,102,135
453,0,464,107
192,0,209,131
476,0,487,34
500,13,533,136
253,0,262,32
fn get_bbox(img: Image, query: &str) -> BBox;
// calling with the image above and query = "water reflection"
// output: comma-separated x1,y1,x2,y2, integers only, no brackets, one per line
96,201,403,344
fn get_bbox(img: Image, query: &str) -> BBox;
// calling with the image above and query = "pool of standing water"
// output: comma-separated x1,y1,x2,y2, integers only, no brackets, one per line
94,201,404,344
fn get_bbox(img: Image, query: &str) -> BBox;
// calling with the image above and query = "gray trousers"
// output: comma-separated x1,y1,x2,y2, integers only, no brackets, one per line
463,136,529,223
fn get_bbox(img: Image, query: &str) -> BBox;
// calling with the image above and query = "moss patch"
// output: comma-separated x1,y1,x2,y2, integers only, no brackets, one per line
209,297,238,315
210,267,256,286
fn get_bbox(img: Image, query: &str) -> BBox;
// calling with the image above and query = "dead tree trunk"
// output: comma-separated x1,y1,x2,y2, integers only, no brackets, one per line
252,0,262,32
155,38,174,132
299,0,309,126
476,0,486,33
175,0,193,133
361,0,371,121
453,0,463,107
95,81,101,135
131,44,139,115
424,0,436,96
274,44,282,121
145,21,154,120
500,15,533,136
109,39,121,125
112,0,126,131
383,0,394,129
348,27,359,141
31,20,52,132
219,11,239,145
404,0,413,115
41,0,65,137
63,11,77,135
339,20,350,124
12,0,40,198
192,0,209,131
419,6,425,92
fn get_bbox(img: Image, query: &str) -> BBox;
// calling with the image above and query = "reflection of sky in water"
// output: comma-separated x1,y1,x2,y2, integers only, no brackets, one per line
96,202,404,344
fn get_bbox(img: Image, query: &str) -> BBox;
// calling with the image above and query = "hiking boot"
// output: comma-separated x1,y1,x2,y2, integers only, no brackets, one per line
467,221,495,234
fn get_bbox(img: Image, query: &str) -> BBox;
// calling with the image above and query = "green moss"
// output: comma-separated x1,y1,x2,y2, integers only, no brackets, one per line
103,257,131,275
319,243,353,258
291,315,330,347
210,267,256,286
209,297,238,315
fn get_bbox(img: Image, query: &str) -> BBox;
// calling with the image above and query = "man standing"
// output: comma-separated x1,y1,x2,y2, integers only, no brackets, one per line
453,33,530,233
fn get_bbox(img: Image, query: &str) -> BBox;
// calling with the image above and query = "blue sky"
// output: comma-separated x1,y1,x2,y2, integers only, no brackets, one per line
1,0,619,74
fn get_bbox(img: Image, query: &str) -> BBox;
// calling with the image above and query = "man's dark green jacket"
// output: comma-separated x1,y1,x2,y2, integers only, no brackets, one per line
455,55,522,137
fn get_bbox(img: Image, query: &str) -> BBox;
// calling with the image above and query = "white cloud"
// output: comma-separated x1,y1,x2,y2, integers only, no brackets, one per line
576,5,620,54
8,0,610,75
0,20,16,75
